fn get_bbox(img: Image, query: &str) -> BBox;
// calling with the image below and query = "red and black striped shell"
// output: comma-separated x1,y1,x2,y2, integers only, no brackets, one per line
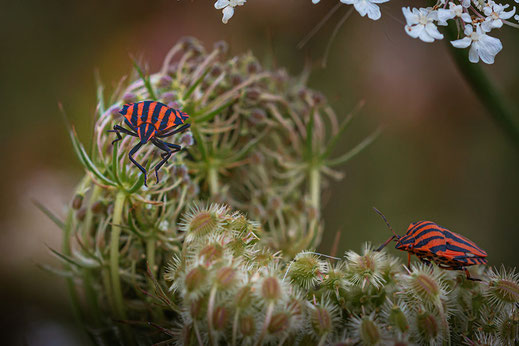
396,221,487,268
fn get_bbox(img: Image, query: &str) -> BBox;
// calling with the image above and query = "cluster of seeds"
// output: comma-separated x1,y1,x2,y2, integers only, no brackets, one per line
162,204,518,345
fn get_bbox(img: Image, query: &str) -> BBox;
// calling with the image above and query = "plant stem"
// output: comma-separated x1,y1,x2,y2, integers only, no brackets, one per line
445,23,519,149
208,164,219,197
63,209,83,323
255,301,274,346
232,308,240,346
207,285,218,346
110,190,127,320
308,166,321,248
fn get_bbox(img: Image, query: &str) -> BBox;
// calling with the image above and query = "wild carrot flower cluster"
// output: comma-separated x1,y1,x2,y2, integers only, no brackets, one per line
215,0,519,64
45,37,382,343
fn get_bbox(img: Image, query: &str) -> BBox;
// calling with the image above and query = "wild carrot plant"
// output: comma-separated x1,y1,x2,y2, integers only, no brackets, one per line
41,38,518,345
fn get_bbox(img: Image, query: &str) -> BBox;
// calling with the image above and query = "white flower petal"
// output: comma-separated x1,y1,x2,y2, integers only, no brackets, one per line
214,0,229,10
425,22,444,40
468,45,480,63
451,36,472,48
222,6,234,23
461,13,472,22
437,8,455,23
312,0,321,3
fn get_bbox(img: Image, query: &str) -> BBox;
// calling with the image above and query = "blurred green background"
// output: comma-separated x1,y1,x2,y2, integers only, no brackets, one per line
0,0,517,344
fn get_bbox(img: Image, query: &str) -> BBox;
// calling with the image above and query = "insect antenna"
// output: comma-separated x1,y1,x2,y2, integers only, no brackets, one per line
373,207,400,251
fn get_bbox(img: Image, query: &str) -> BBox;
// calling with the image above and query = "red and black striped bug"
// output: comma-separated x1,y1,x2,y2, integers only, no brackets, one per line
373,208,487,281
108,100,191,186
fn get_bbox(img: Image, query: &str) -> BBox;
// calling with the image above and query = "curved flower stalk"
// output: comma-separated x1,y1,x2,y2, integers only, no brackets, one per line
42,37,377,341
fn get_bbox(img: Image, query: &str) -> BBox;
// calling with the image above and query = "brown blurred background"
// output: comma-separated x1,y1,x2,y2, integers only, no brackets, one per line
0,0,517,344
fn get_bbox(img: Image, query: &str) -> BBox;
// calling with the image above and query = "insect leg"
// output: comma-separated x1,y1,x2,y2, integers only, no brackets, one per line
463,268,482,282
151,139,182,183
375,235,396,252
108,125,138,145
156,123,191,138
128,142,148,186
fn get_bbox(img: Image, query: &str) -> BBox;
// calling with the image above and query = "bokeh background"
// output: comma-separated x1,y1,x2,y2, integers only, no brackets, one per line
1,0,518,344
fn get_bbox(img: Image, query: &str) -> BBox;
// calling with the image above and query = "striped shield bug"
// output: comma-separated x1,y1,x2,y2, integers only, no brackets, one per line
108,100,191,186
373,208,487,281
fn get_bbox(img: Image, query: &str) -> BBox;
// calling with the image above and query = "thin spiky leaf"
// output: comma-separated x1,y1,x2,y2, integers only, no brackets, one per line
33,200,64,230
326,127,381,167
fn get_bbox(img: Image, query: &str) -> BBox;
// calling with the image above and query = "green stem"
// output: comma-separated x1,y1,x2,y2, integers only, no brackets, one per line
445,23,519,149
208,164,219,197
308,166,321,249
317,333,328,346
110,190,127,320
146,237,156,280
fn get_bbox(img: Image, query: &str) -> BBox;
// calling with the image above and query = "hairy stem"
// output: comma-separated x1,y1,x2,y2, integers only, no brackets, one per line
255,301,274,346
208,164,219,197
110,190,127,320
232,308,240,346
445,23,519,149
207,285,218,346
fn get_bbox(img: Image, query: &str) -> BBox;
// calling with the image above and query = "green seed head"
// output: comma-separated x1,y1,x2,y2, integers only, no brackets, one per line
268,312,290,334
261,277,282,301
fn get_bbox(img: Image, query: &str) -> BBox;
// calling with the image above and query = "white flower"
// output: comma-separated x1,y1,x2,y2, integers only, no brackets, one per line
402,7,444,42
461,0,471,8
340,0,389,21
483,2,516,28
214,0,246,24
437,2,472,25
450,24,503,64
312,0,321,3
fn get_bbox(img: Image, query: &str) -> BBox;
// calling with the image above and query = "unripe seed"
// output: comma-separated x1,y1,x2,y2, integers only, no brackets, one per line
268,312,290,334
216,267,236,289
311,306,332,335
161,91,176,103
190,297,207,320
247,61,261,74
91,201,106,214
76,207,86,221
359,318,381,345
199,244,223,266
212,306,229,331
158,74,172,88
240,315,256,336
489,278,519,305
389,306,409,333
185,266,207,292
213,40,229,54
262,277,282,301
416,312,439,340
235,285,253,308
189,212,218,238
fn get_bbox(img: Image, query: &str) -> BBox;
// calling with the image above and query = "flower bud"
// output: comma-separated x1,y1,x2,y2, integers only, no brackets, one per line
91,201,106,215
231,74,243,86
249,108,266,125
71,194,83,210
76,207,86,221
158,74,172,88
180,133,194,147
213,40,229,54
235,285,254,309
247,61,261,74
161,91,176,104
122,92,137,104
388,306,409,333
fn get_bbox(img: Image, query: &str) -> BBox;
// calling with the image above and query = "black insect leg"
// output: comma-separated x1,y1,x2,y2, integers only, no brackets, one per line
463,268,482,282
156,123,191,138
151,139,181,183
128,142,148,186
108,125,138,145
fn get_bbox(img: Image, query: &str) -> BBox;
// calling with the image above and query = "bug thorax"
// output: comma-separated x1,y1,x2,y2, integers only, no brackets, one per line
395,235,413,251
138,123,157,143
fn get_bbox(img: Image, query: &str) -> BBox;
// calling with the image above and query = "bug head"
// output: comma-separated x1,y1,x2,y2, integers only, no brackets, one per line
137,123,157,143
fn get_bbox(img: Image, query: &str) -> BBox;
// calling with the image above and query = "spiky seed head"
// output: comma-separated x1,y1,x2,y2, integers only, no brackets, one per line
268,312,290,335
261,277,282,302
345,243,386,289
180,204,227,242
198,243,224,267
400,264,448,309
388,305,409,333
288,252,327,290
212,306,229,331
496,310,519,345
310,305,335,336
185,266,208,293
485,266,519,309
360,318,381,345
240,315,256,337
215,267,236,289
235,285,254,309
415,311,441,344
